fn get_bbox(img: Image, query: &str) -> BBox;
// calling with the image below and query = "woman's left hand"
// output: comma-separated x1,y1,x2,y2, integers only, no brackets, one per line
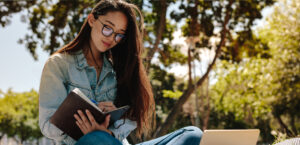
74,109,113,135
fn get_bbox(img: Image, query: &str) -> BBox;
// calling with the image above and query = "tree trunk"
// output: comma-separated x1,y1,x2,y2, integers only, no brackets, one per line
0,133,3,142
276,115,294,137
154,13,230,138
145,0,167,72
199,73,204,128
290,114,298,136
202,76,210,130
188,46,193,87
194,60,200,127
12,137,21,145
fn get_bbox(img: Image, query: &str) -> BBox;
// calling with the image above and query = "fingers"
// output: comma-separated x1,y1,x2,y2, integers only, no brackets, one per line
76,120,87,133
74,110,112,135
98,102,117,112
85,109,96,125
98,114,110,128
104,114,111,128
94,115,112,135
77,110,92,128
103,106,116,112
74,113,83,124
98,104,105,112
99,101,114,106
74,111,89,134
98,102,115,109
74,110,93,134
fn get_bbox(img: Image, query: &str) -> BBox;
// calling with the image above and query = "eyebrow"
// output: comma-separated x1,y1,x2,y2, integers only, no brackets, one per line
105,20,126,32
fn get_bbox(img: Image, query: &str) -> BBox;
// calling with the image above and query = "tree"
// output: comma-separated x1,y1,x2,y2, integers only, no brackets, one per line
154,0,274,137
209,0,300,142
1,0,275,142
259,0,300,137
0,89,42,144
0,0,37,27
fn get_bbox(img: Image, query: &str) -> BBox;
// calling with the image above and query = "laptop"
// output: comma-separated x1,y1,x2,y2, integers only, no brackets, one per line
199,129,260,145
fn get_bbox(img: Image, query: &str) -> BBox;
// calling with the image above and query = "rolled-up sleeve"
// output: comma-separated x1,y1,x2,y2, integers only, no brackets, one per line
39,55,76,144
108,118,137,142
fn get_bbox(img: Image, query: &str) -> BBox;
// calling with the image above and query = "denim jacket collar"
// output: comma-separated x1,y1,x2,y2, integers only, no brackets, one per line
74,50,113,71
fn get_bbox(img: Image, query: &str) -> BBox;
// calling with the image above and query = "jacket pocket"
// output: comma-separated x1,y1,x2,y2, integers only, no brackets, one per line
95,87,117,102
65,81,92,98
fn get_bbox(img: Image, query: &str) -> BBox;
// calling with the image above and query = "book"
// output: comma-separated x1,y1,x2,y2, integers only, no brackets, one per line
50,88,130,140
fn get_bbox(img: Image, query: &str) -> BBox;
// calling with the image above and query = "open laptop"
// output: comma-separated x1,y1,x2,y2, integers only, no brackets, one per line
199,129,260,145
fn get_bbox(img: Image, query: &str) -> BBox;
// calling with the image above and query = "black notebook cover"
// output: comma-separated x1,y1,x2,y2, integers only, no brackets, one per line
50,88,129,140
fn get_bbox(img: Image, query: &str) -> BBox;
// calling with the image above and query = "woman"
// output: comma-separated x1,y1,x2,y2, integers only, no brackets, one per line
39,0,202,145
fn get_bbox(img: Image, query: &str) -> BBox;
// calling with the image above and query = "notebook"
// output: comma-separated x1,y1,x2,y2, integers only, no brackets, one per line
50,88,129,140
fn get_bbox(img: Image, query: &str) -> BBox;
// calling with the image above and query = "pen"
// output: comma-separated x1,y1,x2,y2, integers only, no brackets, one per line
90,99,98,105
90,99,104,112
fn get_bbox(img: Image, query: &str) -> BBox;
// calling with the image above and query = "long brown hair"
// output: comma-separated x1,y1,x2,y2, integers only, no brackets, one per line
55,0,155,137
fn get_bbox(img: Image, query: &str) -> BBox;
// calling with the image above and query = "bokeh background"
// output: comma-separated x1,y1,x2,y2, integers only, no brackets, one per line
0,0,299,144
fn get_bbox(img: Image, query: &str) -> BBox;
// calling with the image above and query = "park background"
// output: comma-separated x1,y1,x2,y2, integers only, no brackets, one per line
0,0,299,144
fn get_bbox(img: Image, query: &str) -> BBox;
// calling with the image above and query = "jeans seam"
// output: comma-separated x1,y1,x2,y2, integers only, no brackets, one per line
153,131,179,145
168,129,195,144
160,128,195,145
154,129,188,145
170,131,185,144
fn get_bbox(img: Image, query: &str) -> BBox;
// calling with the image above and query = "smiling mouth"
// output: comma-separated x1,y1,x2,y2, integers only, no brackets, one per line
102,41,111,47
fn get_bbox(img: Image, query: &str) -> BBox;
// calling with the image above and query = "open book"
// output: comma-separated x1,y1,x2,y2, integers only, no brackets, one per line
50,88,130,140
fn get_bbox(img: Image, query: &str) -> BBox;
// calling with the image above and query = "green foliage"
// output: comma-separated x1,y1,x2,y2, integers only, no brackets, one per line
272,132,288,145
5,0,298,143
210,54,284,143
12,0,98,59
149,64,177,113
212,59,273,121
172,0,274,63
0,89,42,143
210,0,300,142
162,90,183,100
169,112,193,132
221,33,272,62
159,44,187,67
259,0,300,137
0,0,37,27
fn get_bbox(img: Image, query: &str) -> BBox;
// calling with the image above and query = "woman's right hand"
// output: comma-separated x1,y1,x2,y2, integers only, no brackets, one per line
74,109,113,135
98,101,117,112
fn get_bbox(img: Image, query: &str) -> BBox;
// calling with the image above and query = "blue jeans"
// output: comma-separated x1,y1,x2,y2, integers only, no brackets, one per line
75,126,202,145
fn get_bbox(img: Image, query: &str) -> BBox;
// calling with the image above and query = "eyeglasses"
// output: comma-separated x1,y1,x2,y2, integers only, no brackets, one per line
98,19,126,43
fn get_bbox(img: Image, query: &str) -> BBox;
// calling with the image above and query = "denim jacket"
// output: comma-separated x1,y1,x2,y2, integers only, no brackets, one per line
39,50,136,145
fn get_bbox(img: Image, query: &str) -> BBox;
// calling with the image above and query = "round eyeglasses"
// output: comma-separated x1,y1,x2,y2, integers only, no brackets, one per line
98,19,126,43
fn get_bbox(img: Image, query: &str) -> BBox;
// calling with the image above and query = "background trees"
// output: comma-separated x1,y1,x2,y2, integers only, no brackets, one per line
0,0,299,144
259,0,300,137
0,89,42,144
210,0,299,143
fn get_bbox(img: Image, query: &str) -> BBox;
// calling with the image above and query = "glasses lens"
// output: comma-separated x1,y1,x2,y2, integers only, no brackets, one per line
102,26,113,36
115,34,125,42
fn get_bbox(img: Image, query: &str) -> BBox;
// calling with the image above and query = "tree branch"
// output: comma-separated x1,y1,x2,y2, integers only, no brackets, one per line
153,0,232,137
276,115,294,137
145,0,167,72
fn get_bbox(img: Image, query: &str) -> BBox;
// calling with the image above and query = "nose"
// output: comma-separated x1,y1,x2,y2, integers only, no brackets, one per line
106,34,115,43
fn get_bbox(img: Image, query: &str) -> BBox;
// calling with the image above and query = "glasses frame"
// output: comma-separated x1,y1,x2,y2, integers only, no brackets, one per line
97,19,126,43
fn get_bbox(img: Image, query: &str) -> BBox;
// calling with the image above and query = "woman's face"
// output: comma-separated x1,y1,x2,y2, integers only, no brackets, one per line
88,11,128,53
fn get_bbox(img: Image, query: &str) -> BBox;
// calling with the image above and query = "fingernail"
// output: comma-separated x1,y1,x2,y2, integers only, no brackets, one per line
86,109,89,113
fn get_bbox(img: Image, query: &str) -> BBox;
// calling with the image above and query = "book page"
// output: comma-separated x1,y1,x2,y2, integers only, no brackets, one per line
72,88,103,113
